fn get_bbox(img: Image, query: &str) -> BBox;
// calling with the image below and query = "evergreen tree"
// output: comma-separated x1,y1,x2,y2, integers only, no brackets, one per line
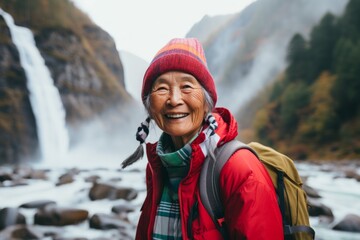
333,38,360,121
339,0,360,40
285,33,308,83
308,13,339,81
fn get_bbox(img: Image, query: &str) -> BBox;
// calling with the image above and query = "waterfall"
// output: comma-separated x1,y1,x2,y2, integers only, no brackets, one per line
0,9,69,162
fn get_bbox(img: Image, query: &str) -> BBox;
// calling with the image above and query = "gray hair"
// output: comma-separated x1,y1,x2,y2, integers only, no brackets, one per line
121,88,217,169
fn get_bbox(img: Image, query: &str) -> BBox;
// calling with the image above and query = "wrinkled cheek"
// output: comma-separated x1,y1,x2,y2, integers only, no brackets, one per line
191,108,206,126
152,114,164,130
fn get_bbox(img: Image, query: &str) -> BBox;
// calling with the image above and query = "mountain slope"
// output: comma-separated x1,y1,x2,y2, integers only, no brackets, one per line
248,0,360,160
189,0,349,111
0,0,132,163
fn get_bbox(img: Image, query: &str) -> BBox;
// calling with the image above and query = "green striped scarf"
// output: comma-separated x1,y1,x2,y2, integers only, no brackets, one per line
153,133,194,240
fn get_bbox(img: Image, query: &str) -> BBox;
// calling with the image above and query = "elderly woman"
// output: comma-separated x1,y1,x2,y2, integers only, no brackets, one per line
123,38,283,240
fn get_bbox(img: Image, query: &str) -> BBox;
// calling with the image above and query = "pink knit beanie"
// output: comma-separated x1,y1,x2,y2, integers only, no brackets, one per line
141,38,217,106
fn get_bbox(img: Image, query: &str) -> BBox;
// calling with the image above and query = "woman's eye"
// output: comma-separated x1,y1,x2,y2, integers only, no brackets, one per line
181,85,194,93
182,85,193,90
153,86,169,94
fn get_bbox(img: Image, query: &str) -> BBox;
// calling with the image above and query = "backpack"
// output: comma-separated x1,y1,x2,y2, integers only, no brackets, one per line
199,140,315,240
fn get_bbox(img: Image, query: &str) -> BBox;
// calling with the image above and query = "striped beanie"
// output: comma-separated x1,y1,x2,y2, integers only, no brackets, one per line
141,38,217,106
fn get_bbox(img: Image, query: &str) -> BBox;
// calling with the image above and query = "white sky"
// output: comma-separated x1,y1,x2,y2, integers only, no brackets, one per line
73,0,256,62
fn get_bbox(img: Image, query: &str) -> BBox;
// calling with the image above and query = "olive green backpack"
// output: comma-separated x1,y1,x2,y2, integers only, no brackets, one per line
200,140,315,240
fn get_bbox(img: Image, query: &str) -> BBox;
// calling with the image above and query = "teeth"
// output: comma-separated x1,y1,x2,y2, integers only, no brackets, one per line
166,113,188,119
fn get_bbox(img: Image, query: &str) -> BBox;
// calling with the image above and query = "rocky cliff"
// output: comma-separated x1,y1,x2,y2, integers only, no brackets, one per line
0,0,132,164
0,19,38,164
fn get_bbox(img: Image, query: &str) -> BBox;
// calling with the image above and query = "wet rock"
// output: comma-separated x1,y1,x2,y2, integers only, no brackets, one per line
89,213,132,230
19,200,56,209
0,171,12,182
89,182,137,201
0,207,26,230
333,214,360,233
344,169,360,182
34,204,88,226
111,203,136,214
27,169,48,180
84,175,101,183
67,167,81,175
2,179,28,187
307,199,334,219
0,225,43,240
13,165,33,178
303,184,321,198
56,172,75,186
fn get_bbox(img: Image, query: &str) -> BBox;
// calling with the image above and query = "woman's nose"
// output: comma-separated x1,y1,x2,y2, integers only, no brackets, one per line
167,87,183,106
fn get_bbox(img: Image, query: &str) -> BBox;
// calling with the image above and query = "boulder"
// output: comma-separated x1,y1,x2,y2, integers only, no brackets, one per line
111,203,136,214
0,225,43,240
333,214,360,233
303,184,321,198
307,199,334,219
19,200,56,209
34,205,88,226
89,182,137,201
56,172,75,186
89,213,132,230
0,207,26,230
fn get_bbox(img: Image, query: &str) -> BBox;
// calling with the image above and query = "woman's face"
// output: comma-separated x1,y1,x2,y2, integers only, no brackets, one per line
149,71,208,148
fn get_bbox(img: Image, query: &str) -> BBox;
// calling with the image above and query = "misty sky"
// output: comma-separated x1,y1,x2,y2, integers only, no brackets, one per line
73,0,256,62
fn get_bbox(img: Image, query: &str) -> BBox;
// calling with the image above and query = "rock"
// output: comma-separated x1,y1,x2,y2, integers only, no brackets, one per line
56,172,75,186
34,205,88,226
2,179,28,187
344,169,360,181
0,207,26,230
307,199,334,219
19,200,56,209
0,171,12,182
89,213,132,230
333,214,360,233
84,175,101,183
27,169,48,180
111,203,136,214
89,182,137,201
303,184,321,198
0,225,43,240
13,165,33,178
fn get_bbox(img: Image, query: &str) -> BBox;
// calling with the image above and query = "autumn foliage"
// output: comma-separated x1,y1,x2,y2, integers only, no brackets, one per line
246,0,360,160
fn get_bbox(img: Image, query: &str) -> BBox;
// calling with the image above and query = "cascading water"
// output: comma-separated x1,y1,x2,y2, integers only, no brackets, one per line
0,9,69,163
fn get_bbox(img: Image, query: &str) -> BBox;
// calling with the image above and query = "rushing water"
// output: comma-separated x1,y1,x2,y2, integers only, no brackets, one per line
0,9,69,162
297,162,360,240
0,158,359,239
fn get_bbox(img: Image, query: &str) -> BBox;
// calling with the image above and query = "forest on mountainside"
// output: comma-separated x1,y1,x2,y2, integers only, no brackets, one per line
240,0,360,160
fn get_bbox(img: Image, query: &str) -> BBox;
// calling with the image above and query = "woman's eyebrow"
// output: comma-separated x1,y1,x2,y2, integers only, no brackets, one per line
153,78,168,85
179,76,198,83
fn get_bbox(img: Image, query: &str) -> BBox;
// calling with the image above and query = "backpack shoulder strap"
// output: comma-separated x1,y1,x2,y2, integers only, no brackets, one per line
199,139,257,232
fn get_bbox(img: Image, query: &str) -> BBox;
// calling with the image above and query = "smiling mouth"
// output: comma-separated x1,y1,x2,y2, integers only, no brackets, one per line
165,113,189,119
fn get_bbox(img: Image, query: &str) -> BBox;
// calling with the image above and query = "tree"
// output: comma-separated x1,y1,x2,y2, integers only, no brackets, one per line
333,38,360,121
308,13,339,81
285,33,309,82
279,82,309,135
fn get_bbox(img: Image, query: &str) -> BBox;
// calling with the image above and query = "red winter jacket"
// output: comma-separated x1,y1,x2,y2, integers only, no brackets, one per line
135,108,283,240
